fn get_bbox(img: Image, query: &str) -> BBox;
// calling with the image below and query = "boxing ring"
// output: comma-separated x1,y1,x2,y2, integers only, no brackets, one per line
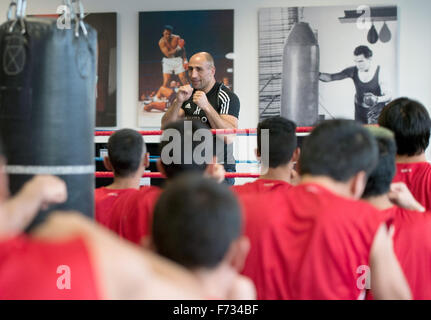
94,127,314,180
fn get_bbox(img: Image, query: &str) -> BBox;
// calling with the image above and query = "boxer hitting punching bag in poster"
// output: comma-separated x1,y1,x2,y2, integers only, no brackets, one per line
0,0,97,230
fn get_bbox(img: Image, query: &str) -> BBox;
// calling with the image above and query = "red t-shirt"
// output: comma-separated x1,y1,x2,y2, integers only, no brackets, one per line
0,235,101,300
240,183,386,300
94,187,137,228
392,162,431,211
382,206,431,299
232,179,292,196
109,186,162,245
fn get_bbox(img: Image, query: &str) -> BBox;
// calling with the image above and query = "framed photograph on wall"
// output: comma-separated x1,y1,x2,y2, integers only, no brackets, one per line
31,12,118,127
85,12,117,127
258,5,398,126
138,9,234,128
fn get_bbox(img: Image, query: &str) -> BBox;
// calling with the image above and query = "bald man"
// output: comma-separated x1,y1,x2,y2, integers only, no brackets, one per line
161,52,240,185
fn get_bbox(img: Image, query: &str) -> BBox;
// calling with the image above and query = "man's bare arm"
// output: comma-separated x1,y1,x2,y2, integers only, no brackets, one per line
377,68,392,104
161,85,193,128
370,223,412,299
319,72,349,82
31,212,204,300
192,90,237,130
206,107,238,130
388,182,425,212
161,98,185,128
192,91,238,143
0,176,67,237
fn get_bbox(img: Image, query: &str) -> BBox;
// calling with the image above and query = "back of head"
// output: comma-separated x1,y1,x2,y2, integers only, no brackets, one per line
299,119,378,182
378,97,431,156
159,119,211,179
257,116,297,168
354,45,373,58
362,127,397,198
152,173,241,269
107,129,145,177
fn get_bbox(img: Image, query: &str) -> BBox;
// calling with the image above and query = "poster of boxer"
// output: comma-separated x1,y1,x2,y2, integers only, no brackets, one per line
138,10,234,128
258,5,398,126
31,12,118,127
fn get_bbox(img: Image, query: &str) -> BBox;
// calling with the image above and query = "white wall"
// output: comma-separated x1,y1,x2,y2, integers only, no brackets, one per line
1,0,430,158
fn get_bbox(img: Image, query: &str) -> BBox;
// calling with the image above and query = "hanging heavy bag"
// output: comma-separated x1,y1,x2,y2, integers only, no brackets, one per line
281,22,320,127
0,0,97,230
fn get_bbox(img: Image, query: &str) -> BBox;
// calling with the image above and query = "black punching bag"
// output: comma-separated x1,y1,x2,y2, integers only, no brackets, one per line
0,10,97,229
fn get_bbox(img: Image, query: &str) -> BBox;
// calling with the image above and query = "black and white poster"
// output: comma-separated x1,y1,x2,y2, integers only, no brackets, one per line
258,5,398,126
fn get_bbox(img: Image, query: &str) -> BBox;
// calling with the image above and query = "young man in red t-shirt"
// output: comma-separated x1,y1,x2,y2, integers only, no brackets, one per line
241,119,411,299
362,127,431,299
378,97,431,211
232,116,299,196
150,174,255,299
0,140,204,300
1,212,204,300
95,128,149,228
109,119,225,245
0,138,103,299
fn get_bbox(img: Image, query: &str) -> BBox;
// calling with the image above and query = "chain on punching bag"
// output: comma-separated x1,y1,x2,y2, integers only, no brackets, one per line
0,0,97,230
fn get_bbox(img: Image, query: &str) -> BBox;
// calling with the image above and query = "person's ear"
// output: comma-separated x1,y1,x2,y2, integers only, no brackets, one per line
255,148,261,160
350,171,367,199
224,236,250,273
291,147,300,163
142,152,150,169
0,156,9,202
103,156,113,171
156,159,167,178
140,236,154,250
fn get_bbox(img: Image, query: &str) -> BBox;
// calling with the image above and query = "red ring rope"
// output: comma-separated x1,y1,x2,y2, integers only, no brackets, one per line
95,127,314,136
95,172,260,179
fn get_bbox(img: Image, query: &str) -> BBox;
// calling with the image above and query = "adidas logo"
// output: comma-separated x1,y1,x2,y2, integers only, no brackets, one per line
185,103,191,109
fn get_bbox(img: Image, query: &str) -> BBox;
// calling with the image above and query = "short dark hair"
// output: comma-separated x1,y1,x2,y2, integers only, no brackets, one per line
299,119,378,182
354,45,373,59
163,25,173,32
362,127,397,198
257,116,297,168
378,97,431,156
159,120,211,179
107,129,145,178
152,173,241,269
